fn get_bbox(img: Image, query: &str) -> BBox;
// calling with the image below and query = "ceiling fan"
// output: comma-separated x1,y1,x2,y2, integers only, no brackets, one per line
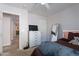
40,3,50,10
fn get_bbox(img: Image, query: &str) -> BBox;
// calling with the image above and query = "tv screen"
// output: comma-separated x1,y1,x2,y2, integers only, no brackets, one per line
29,25,38,31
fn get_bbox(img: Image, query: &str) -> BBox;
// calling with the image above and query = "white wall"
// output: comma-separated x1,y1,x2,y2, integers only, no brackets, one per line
3,14,17,46
3,15,11,46
0,11,3,54
10,15,18,41
28,13,47,41
0,4,28,49
10,16,16,41
47,4,79,40
10,17,14,41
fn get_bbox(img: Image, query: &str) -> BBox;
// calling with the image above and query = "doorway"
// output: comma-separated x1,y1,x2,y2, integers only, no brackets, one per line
3,13,19,54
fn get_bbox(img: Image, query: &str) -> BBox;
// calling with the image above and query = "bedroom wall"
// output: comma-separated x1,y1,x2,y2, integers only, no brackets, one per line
3,14,17,46
28,13,48,41
10,15,16,41
0,11,3,53
47,4,79,40
3,14,11,46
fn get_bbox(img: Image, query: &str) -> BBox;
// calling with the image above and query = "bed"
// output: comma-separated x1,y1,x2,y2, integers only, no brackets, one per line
31,32,79,56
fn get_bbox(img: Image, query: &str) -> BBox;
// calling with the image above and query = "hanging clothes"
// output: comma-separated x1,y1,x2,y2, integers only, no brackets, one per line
51,24,58,41
51,24,63,42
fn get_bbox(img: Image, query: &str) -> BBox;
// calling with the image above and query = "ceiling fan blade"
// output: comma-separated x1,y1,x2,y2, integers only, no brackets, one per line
44,3,50,10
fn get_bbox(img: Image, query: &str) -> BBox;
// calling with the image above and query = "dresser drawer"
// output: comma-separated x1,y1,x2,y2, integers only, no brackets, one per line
29,31,41,48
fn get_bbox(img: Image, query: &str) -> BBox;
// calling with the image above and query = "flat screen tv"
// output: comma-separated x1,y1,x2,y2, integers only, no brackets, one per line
29,25,38,31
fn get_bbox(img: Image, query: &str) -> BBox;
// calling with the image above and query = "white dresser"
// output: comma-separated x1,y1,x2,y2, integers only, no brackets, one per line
29,31,41,48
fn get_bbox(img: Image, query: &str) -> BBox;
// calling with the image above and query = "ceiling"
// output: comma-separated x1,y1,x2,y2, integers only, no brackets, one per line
3,3,78,17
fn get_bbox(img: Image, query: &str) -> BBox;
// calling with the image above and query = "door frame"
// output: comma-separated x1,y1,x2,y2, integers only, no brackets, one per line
0,4,29,50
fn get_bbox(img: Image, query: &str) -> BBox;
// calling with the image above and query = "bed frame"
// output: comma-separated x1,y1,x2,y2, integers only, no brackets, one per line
31,38,79,56
31,32,79,56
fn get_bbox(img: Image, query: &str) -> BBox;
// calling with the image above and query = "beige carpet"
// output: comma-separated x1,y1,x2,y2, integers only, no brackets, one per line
2,35,35,56
2,47,35,56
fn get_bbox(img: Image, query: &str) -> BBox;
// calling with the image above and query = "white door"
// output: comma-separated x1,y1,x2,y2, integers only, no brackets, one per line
3,16,11,46
0,11,3,54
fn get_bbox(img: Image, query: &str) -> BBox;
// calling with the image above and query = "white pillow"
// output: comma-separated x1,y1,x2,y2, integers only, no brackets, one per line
74,37,79,41
69,37,79,45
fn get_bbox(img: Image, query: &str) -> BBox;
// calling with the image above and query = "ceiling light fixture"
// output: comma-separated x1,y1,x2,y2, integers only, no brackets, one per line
41,2,46,5
40,3,50,10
